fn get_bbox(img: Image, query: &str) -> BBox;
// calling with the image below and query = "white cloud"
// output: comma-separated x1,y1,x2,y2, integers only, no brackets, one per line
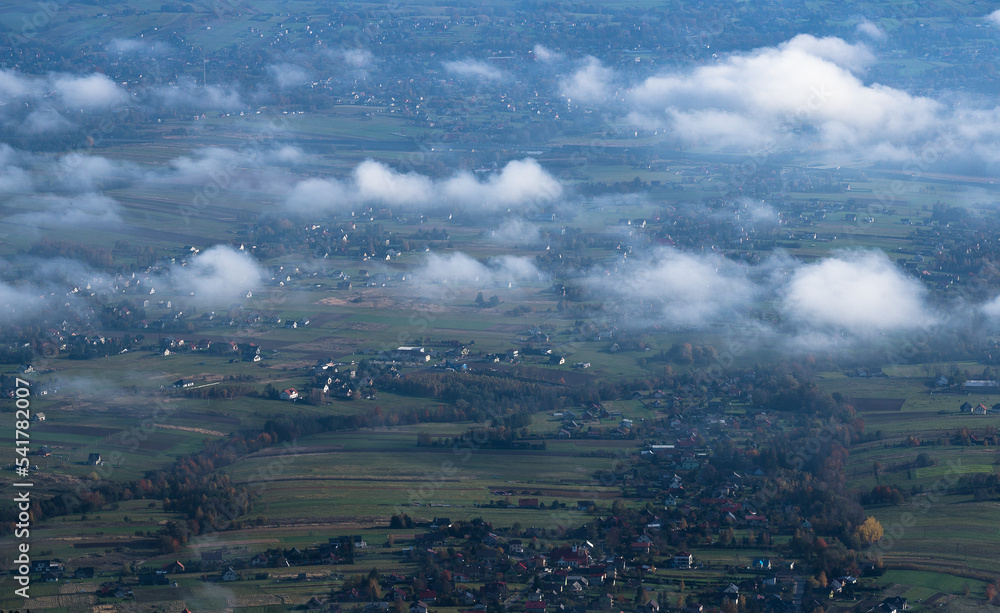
781,250,935,331
22,108,72,134
284,159,562,215
269,145,306,165
170,245,264,307
0,69,36,98
52,73,129,110
590,248,756,328
856,20,886,41
628,34,939,155
533,44,563,63
109,38,169,56
781,33,875,71
150,78,242,110
987,9,1000,27
443,59,505,81
284,177,350,214
412,251,541,289
0,166,30,194
559,56,616,105
340,49,374,68
442,159,563,210
56,154,138,191
268,63,311,89
12,193,123,229
488,219,542,247
979,295,1000,319
354,160,435,206
0,69,128,134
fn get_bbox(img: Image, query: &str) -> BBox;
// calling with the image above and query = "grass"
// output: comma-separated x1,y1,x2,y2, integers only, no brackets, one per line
879,570,987,599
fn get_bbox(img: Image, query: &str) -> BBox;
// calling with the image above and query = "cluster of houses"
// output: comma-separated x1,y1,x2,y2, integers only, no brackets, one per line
306,359,378,401
959,401,1000,415
160,336,263,361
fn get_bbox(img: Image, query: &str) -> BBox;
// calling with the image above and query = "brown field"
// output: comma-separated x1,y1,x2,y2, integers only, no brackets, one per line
42,424,124,437
853,397,906,411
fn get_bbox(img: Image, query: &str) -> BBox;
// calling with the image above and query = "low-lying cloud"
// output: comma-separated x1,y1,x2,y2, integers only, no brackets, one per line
169,245,264,308
443,59,505,81
284,158,562,215
781,250,936,332
488,219,542,247
590,248,756,328
560,56,617,105
411,252,542,292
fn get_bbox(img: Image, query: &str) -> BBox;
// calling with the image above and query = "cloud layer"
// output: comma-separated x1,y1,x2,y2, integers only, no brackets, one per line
168,245,264,308
586,247,951,352
781,250,936,332
284,158,562,215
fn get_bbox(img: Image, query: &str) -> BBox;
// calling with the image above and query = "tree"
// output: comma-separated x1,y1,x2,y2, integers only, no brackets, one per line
635,587,650,605
854,516,884,546
720,527,735,546
365,576,382,601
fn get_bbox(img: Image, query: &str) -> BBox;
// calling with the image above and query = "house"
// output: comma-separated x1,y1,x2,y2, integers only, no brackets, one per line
250,553,269,567
418,589,438,602
673,552,693,569
280,389,299,401
960,401,973,413
519,498,539,508
754,558,771,570
411,601,429,613
549,355,565,365
509,540,524,554
73,567,95,579
430,517,451,529
878,597,908,613
549,545,590,568
162,561,185,574
222,567,239,581
965,380,999,392
32,560,62,574
577,500,595,511
394,347,430,362
722,584,740,601
88,453,102,466
631,542,653,554
31,412,45,422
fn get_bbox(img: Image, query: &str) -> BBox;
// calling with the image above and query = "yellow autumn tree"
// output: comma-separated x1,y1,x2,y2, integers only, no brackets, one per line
854,516,884,546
